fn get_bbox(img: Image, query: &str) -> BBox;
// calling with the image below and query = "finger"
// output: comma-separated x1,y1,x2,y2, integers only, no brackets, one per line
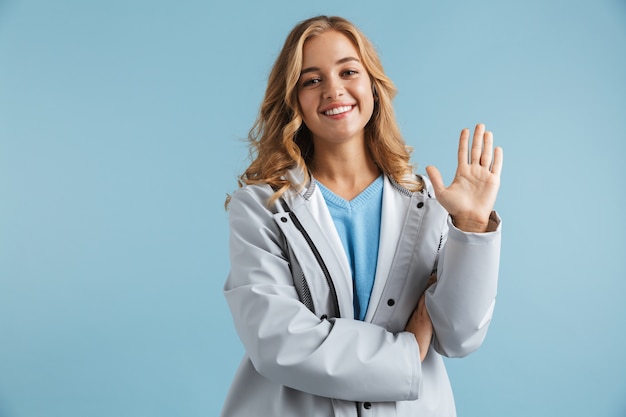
417,295,427,318
418,295,431,320
470,123,485,164
425,165,444,196
481,130,494,168
491,146,504,177
457,128,470,166
417,294,425,309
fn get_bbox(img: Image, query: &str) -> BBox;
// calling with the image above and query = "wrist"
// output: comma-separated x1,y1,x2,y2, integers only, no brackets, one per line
451,215,490,233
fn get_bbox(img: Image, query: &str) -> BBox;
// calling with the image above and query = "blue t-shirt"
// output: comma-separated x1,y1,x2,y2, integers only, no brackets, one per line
316,175,383,320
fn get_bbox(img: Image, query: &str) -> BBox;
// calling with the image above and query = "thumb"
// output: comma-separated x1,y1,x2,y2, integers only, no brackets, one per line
425,165,445,196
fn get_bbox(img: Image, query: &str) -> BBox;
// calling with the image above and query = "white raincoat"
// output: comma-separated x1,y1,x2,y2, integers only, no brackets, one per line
222,169,501,417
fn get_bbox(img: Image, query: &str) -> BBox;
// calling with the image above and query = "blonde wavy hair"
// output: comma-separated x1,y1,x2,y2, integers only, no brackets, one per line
231,15,422,206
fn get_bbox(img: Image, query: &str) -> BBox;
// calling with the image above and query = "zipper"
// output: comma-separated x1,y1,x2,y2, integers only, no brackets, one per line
299,271,313,311
279,199,341,318
430,232,445,275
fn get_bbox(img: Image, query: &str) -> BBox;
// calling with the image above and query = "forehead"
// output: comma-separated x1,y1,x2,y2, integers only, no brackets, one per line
301,30,360,68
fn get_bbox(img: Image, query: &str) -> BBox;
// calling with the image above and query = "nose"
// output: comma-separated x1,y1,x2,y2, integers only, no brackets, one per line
323,75,344,99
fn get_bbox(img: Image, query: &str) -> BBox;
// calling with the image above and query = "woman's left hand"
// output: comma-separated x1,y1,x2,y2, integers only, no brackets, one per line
425,124,503,233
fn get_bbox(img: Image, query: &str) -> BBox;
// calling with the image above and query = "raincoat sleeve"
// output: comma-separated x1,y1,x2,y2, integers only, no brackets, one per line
224,187,423,402
425,212,502,358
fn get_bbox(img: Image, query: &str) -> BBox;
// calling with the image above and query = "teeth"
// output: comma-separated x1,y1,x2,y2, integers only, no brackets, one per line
324,106,352,116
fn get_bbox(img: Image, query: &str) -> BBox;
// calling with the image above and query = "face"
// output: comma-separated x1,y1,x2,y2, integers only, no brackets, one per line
297,30,375,148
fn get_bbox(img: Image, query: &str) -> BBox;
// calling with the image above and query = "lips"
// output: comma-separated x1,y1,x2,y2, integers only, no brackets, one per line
321,105,354,116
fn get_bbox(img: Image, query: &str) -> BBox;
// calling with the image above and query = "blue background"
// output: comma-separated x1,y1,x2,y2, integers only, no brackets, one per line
1,0,625,416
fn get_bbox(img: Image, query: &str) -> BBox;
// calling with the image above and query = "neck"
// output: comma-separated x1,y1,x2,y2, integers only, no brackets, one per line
310,141,381,201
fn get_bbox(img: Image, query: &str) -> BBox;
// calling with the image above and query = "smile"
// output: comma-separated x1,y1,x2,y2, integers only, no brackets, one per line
323,105,353,116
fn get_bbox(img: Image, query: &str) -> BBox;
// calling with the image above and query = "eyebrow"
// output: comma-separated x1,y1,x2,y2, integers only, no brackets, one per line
300,57,361,75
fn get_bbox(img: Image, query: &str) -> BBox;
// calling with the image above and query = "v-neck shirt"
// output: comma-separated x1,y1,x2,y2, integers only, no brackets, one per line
316,175,384,320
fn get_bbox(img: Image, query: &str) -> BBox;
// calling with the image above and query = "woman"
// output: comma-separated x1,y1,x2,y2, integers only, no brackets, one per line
222,15,503,417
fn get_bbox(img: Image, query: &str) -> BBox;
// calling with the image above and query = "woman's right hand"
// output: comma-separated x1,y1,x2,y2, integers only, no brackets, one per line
405,292,433,362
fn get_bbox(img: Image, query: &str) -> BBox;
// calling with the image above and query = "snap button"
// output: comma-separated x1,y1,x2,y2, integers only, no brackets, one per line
387,299,395,307
280,217,288,223
363,402,372,409
417,202,424,208
320,314,328,320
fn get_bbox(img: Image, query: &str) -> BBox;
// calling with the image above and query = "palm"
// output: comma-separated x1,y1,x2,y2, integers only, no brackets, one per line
426,124,503,233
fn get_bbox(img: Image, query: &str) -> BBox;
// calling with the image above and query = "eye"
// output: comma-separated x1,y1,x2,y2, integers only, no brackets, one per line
341,69,358,77
301,77,321,88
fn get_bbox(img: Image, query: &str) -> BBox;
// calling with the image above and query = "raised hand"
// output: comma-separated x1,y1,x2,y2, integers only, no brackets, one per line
425,124,503,233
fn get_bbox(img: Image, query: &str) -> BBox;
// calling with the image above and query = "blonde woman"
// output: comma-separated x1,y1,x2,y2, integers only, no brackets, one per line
222,15,503,417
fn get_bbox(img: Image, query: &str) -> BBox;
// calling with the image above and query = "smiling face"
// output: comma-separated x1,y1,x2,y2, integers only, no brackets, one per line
297,30,375,149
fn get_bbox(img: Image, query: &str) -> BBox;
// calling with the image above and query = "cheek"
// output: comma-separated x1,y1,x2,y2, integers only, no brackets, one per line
354,78,373,101
297,91,313,114
356,83,375,113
